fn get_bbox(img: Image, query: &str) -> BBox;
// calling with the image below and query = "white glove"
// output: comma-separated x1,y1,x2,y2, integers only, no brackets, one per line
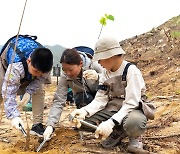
83,70,98,80
95,119,115,140
43,126,54,141
18,93,31,107
11,117,24,130
70,108,88,128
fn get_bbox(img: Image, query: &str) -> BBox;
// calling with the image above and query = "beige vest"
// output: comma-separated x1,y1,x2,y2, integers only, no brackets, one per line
103,75,155,120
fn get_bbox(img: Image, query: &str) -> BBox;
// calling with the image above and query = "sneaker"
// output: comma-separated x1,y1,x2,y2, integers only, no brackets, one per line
127,136,148,154
30,123,45,137
101,127,127,148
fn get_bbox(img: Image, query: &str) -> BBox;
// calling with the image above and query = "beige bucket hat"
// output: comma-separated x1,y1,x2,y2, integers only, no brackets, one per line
93,36,126,61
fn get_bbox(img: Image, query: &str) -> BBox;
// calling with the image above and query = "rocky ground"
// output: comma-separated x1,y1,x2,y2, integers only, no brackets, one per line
0,16,179,153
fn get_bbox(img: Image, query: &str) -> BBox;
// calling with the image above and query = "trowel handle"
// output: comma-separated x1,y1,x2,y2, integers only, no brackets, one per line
19,123,27,137
36,139,47,152
69,114,97,130
79,120,97,130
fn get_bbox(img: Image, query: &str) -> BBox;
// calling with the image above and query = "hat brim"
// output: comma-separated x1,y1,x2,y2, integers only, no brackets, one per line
92,47,125,62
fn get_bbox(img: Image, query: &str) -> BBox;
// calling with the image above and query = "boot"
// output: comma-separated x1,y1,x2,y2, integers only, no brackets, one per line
101,126,127,148
127,136,149,154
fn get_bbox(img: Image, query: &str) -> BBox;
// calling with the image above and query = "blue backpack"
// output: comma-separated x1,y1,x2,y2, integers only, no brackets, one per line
0,34,43,82
74,46,94,59
0,34,43,64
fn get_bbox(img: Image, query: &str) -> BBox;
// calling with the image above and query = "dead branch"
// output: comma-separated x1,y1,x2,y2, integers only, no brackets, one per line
146,124,167,129
143,133,180,139
25,111,30,151
0,138,10,143
71,149,103,154
163,28,171,42
156,95,175,99
151,95,175,101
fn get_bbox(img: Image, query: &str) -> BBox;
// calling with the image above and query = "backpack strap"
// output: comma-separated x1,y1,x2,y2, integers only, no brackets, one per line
97,63,133,91
23,35,43,48
122,63,132,81
20,57,34,84
9,42,25,58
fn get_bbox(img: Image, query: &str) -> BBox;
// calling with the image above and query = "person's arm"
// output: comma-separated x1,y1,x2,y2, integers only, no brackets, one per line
25,72,50,95
91,61,104,74
46,74,68,127
111,66,146,124
70,87,109,128
44,75,68,141
81,70,109,116
2,63,24,119
83,89,109,116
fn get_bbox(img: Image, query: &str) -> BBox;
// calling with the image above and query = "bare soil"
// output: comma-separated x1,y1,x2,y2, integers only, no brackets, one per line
0,16,179,153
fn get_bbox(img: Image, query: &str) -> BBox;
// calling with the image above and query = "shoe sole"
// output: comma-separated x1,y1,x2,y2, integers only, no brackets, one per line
30,130,43,138
127,146,149,154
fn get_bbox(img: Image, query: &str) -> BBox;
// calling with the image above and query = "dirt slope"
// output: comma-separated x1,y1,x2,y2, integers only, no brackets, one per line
0,16,179,154
121,15,180,97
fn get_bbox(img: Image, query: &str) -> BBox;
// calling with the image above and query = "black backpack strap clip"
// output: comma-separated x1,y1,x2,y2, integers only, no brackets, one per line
98,85,109,91
122,63,132,81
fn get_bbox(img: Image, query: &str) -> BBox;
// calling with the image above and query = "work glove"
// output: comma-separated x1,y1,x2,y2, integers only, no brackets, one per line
43,126,54,141
11,117,24,130
83,70,98,80
95,119,115,140
18,93,31,107
70,108,88,128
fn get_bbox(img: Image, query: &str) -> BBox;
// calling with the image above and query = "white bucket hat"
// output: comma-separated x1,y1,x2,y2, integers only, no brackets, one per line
93,36,126,61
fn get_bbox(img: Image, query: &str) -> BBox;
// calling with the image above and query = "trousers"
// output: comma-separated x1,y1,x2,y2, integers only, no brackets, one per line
80,109,147,137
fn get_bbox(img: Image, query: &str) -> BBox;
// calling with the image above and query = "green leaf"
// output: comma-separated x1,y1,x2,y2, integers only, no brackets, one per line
99,17,107,26
98,13,115,39
107,15,114,21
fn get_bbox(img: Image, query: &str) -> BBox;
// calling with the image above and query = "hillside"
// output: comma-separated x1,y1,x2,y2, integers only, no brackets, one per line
0,16,179,154
121,15,180,98
45,44,66,67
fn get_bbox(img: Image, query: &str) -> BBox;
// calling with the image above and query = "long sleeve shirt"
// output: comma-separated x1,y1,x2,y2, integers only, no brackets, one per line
46,52,104,127
83,60,146,125
2,62,49,119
